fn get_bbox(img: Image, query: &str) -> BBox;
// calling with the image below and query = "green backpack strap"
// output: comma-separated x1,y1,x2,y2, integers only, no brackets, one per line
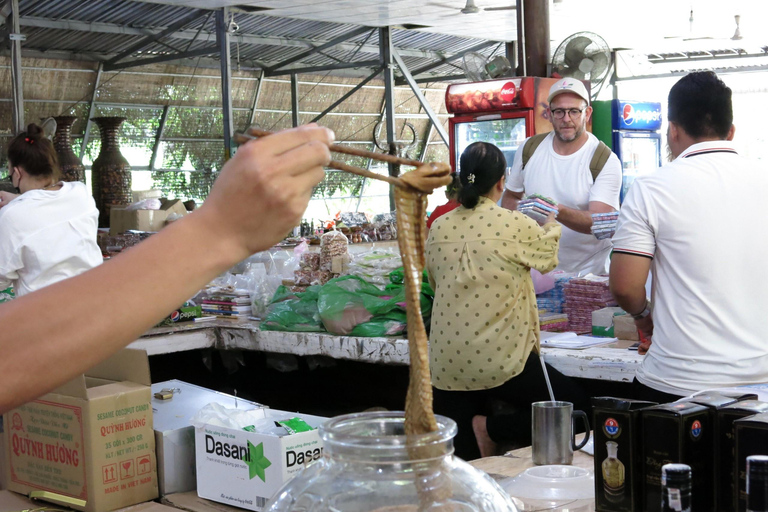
589,141,612,182
521,132,549,170
522,134,612,182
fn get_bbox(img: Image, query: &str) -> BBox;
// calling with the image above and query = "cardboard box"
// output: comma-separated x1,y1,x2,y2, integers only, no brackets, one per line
592,397,657,512
718,401,768,512
2,349,158,512
675,392,755,509
734,412,768,512
0,490,175,512
641,402,711,512
0,419,4,490
195,409,326,511
152,380,264,496
613,314,640,341
132,190,163,203
110,199,187,235
592,307,626,337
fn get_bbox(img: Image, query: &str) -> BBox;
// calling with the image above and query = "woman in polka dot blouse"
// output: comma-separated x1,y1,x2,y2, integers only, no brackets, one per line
426,141,590,460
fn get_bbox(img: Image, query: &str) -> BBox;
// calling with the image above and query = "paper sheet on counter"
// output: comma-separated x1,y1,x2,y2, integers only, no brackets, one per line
540,331,618,349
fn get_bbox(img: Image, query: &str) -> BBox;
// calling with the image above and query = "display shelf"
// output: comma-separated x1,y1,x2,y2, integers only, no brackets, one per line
129,321,642,382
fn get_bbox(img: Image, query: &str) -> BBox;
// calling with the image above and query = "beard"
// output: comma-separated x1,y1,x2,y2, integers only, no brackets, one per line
553,121,585,143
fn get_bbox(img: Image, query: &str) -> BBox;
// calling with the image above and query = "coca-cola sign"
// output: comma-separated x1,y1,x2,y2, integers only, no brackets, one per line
445,78,525,114
499,82,516,103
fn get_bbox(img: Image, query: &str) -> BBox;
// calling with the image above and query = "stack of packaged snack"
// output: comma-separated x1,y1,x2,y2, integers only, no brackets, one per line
517,194,558,223
539,312,569,332
293,251,333,292
563,276,617,333
591,212,620,240
200,290,252,321
536,272,573,314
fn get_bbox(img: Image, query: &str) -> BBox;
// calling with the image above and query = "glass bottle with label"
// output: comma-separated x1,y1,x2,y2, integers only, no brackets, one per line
747,455,768,512
602,441,625,502
661,463,691,512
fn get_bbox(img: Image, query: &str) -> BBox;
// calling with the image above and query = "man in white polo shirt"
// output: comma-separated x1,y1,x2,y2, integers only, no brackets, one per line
610,71,768,402
502,78,621,275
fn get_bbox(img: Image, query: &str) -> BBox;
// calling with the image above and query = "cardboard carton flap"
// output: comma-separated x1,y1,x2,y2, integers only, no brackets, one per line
87,348,151,386
52,373,89,399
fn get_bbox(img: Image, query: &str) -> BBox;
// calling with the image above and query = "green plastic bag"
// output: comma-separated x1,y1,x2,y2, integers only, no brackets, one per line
0,287,14,305
317,275,432,337
388,267,434,298
260,285,325,332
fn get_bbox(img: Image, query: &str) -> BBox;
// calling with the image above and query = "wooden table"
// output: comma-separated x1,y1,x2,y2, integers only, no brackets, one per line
470,435,596,511
130,320,643,383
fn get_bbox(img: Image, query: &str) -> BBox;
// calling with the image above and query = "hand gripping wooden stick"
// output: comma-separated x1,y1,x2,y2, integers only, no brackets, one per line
233,132,404,188
236,127,452,437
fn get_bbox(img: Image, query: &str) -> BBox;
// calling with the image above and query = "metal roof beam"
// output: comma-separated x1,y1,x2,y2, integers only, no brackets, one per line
105,8,206,66
18,16,451,61
391,47,448,146
266,26,373,73
103,45,220,71
265,59,381,77
311,66,383,124
395,40,496,85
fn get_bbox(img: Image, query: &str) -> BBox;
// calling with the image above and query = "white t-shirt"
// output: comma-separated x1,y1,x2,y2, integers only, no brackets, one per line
612,141,768,396
0,181,102,296
506,132,621,275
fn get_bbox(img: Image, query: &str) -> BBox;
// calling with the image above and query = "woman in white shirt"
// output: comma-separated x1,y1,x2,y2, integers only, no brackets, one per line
0,123,102,297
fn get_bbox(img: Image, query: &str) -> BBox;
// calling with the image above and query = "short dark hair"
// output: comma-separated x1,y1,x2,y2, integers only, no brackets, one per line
457,142,506,209
668,71,732,139
7,123,60,180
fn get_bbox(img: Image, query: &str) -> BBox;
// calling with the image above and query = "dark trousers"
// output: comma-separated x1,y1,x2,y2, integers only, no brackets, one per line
631,377,685,404
432,351,591,461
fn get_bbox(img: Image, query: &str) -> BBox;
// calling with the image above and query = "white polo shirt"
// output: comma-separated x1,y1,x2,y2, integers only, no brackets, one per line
506,131,621,275
0,181,102,297
612,140,768,395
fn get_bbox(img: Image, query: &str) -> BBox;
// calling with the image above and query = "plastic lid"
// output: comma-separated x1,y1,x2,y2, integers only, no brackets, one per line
662,463,691,486
501,465,594,501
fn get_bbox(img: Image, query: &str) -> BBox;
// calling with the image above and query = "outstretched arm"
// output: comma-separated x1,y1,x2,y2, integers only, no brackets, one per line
556,200,615,234
0,125,332,414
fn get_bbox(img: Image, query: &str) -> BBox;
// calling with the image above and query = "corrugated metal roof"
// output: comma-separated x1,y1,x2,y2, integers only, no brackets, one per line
14,0,500,81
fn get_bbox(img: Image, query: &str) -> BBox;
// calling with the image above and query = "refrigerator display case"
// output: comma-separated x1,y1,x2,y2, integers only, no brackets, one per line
594,100,663,203
445,77,588,173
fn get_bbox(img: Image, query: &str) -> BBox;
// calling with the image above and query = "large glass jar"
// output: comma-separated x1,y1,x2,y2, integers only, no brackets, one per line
266,411,518,512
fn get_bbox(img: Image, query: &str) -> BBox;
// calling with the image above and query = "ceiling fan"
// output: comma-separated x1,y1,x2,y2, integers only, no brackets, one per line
452,0,517,15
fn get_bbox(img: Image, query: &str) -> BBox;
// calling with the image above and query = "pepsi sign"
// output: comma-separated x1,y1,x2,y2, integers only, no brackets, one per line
612,100,662,131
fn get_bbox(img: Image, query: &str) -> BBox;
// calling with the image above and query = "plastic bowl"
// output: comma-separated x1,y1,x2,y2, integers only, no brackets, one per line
500,465,595,501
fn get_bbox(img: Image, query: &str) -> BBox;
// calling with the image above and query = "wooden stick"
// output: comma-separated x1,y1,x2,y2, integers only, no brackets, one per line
244,127,424,168
233,132,405,189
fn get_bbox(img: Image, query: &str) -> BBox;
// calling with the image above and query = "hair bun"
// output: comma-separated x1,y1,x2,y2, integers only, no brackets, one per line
25,123,43,138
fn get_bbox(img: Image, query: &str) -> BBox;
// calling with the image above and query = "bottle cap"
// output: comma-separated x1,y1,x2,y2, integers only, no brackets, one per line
662,463,692,486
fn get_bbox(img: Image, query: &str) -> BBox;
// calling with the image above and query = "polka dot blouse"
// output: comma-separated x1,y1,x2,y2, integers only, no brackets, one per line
425,196,561,391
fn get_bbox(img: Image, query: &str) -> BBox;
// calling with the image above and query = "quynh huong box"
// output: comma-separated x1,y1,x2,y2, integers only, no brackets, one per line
719,401,768,512
592,397,656,512
642,401,711,512
2,349,158,512
734,412,768,512
151,380,264,496
195,409,326,511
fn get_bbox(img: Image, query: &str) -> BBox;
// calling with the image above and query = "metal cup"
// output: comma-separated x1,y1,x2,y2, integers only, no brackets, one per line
531,401,590,465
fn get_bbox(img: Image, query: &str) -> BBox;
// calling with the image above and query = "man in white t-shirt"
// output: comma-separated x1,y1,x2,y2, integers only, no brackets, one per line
501,78,621,275
610,71,768,402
